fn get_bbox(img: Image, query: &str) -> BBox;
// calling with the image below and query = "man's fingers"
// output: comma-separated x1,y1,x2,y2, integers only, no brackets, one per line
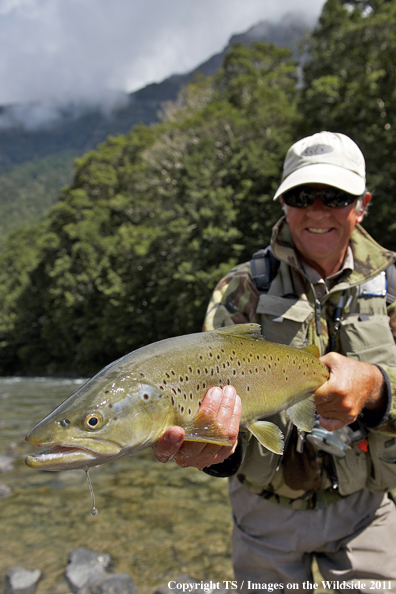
153,426,185,463
319,416,347,432
153,385,241,469
200,386,227,417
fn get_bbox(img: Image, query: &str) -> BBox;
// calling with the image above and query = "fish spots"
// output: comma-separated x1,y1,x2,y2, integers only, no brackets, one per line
140,373,145,377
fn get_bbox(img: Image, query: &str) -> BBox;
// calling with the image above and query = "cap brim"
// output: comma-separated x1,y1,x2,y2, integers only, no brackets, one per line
273,163,366,200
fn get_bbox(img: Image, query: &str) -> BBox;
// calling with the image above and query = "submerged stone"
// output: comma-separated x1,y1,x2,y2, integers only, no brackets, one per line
91,573,137,594
5,567,41,594
65,548,112,594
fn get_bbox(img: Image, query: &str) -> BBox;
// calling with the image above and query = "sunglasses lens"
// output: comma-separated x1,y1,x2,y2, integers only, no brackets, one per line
283,187,358,208
283,188,314,208
321,190,357,208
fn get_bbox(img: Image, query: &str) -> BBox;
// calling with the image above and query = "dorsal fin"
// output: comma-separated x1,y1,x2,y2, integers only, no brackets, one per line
213,323,264,341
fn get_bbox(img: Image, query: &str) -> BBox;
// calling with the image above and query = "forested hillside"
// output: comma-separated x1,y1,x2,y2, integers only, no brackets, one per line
1,0,395,376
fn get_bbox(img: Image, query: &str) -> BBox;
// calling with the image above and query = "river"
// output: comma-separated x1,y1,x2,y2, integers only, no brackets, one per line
0,377,234,594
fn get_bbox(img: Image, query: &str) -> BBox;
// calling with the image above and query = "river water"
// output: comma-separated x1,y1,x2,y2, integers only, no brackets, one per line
0,377,234,594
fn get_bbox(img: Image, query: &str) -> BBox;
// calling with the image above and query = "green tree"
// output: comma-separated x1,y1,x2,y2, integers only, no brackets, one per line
0,43,299,375
300,0,396,248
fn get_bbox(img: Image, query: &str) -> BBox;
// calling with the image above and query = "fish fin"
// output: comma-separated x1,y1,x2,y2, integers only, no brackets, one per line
183,409,232,446
247,420,284,455
286,396,316,432
213,323,264,341
300,344,320,358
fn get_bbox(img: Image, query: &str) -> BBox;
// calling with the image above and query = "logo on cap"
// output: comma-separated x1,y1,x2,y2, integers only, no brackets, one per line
301,144,334,157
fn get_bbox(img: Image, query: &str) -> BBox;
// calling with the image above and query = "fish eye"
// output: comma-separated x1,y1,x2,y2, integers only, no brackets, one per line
83,412,103,430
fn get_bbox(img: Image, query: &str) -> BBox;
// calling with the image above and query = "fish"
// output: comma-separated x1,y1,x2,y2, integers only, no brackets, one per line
25,323,329,471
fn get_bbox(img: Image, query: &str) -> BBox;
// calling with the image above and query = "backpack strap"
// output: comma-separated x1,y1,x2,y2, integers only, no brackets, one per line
386,263,396,305
250,246,280,294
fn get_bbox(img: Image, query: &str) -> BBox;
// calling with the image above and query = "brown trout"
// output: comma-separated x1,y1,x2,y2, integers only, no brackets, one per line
25,324,329,471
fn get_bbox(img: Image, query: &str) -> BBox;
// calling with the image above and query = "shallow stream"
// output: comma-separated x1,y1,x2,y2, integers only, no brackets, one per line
0,377,234,594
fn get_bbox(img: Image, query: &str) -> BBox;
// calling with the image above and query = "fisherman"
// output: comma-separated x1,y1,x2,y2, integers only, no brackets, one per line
153,132,396,589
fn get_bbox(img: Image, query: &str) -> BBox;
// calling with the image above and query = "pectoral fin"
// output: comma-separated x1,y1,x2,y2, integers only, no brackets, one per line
286,396,316,432
247,420,284,455
183,409,232,446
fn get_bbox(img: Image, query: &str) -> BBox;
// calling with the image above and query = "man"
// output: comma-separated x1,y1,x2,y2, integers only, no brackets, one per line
153,132,396,590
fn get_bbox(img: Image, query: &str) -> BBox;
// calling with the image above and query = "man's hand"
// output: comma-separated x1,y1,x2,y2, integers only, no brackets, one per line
314,352,387,431
152,385,241,470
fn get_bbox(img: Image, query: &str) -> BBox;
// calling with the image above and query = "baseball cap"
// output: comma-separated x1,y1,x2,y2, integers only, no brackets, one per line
273,131,366,200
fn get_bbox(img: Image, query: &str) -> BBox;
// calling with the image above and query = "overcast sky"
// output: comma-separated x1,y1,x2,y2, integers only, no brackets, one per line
0,0,326,110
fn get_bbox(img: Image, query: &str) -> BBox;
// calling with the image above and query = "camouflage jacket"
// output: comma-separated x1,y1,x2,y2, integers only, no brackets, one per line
203,218,396,507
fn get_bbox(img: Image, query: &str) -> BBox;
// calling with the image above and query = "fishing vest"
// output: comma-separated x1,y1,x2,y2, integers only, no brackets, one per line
237,248,396,507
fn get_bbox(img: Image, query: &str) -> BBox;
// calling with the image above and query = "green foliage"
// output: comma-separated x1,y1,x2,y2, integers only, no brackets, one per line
0,42,297,374
0,152,75,250
300,0,396,248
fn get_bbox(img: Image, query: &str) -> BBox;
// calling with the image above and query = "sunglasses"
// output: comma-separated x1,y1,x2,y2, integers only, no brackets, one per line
282,186,360,209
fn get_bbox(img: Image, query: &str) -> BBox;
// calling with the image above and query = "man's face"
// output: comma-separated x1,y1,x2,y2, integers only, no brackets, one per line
281,184,371,278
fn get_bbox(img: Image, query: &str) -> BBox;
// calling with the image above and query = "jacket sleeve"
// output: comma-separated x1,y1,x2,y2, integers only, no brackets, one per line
203,262,260,331
202,263,260,478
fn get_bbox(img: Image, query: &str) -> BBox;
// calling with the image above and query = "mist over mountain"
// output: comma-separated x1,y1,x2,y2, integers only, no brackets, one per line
0,12,311,169
0,12,312,248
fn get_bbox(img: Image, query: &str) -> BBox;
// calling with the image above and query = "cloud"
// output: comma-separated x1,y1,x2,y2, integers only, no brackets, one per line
0,0,326,108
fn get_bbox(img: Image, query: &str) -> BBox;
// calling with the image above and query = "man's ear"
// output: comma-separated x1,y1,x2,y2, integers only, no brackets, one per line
356,192,372,222
280,197,288,219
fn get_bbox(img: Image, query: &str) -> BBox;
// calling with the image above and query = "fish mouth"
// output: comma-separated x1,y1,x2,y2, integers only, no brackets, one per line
25,440,123,471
